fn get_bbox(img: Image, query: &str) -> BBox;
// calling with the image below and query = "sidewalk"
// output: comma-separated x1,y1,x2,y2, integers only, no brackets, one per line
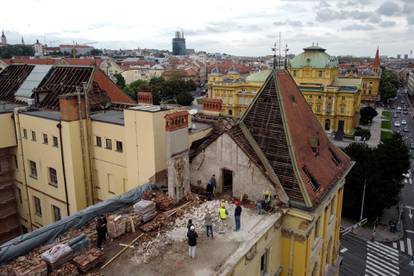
341,204,402,242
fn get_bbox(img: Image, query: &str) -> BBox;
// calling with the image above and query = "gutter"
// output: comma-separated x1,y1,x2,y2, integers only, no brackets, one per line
56,123,70,216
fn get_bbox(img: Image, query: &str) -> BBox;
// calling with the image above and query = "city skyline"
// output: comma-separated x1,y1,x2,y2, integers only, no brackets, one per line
1,0,413,57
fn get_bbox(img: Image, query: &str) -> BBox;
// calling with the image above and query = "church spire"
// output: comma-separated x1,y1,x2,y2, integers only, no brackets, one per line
373,46,380,68
1,30,6,45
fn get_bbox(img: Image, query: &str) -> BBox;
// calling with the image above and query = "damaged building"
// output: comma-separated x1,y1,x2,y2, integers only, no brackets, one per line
0,66,352,276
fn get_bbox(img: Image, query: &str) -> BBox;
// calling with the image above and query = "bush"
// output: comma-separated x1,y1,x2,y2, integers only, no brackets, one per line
360,106,378,125
354,127,371,141
176,92,194,106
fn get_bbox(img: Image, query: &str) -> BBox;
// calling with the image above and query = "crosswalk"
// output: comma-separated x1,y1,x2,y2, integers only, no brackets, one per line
392,238,414,255
366,241,400,276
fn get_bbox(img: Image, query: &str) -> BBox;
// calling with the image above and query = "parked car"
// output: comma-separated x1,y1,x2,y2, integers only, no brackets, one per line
402,119,407,125
394,121,401,127
404,127,410,132
404,110,409,115
410,143,414,150
393,113,399,118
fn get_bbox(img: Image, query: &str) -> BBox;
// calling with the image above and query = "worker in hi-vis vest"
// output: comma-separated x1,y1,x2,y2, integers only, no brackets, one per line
218,201,228,233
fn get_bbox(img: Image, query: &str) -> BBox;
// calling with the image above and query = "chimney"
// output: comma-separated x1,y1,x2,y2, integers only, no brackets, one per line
202,98,222,115
59,93,86,122
137,91,153,105
165,110,190,202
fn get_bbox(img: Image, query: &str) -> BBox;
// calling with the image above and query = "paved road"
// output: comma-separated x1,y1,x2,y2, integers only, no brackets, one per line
340,233,413,275
387,88,414,263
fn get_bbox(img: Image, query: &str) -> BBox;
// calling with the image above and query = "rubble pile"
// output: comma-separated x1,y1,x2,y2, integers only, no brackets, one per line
49,263,79,276
140,213,169,232
143,191,174,211
72,248,105,273
9,255,48,276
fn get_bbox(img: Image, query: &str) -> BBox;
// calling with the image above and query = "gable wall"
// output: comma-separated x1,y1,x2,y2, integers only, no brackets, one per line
190,133,276,202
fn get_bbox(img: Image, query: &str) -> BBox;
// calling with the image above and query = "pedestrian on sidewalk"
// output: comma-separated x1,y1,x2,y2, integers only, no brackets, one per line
96,215,107,250
205,211,214,238
206,174,217,200
187,225,198,258
218,201,228,234
234,201,242,231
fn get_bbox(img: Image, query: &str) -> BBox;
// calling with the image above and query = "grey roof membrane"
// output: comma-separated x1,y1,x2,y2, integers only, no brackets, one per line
15,65,53,101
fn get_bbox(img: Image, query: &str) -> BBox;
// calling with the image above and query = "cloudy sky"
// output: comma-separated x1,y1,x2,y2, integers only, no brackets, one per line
1,0,413,57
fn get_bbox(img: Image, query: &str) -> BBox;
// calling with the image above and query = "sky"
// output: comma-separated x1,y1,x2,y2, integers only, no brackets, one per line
1,0,413,57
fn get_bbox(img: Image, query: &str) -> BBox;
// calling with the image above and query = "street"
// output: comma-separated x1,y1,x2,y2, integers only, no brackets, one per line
388,88,414,262
341,233,413,275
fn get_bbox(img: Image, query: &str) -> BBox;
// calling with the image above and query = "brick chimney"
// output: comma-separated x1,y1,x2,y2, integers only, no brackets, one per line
59,93,86,122
203,98,222,115
165,111,189,131
137,91,153,105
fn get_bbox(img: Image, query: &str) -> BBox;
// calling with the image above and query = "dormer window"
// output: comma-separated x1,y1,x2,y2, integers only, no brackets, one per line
302,166,320,192
329,148,341,166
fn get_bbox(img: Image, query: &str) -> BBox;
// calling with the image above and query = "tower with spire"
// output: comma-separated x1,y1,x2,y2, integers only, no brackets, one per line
372,46,381,75
0,30,7,46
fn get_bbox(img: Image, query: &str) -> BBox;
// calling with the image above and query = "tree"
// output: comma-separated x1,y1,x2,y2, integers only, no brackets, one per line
354,127,371,140
90,49,103,56
380,70,399,102
0,45,34,58
176,92,194,106
123,79,149,100
359,106,378,125
114,73,126,89
343,133,409,221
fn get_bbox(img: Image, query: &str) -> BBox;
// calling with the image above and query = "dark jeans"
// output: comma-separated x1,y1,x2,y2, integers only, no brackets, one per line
206,225,213,237
235,216,241,231
96,231,106,249
207,191,213,201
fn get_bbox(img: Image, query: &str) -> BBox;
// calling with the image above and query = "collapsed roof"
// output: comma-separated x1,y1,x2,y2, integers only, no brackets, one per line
0,64,134,110
238,69,352,208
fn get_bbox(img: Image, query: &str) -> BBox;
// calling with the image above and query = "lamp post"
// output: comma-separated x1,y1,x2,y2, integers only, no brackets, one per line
360,178,367,221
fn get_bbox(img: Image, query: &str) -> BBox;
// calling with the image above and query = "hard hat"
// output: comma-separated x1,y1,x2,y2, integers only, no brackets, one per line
190,225,195,230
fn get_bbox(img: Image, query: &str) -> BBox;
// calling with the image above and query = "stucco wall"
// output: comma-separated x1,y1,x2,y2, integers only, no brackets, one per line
190,133,275,202
0,113,16,148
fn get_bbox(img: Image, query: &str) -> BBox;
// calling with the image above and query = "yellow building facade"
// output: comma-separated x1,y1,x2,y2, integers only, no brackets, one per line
208,68,271,117
289,45,362,136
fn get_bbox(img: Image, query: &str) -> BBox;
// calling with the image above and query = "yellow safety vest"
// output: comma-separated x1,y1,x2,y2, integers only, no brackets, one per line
219,207,227,220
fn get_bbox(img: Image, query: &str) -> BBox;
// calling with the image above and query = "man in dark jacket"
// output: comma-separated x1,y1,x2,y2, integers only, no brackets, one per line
187,225,198,258
96,215,107,250
206,174,217,201
234,201,242,231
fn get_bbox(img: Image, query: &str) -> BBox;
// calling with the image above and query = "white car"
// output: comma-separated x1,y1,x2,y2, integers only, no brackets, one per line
394,121,401,127
402,119,407,125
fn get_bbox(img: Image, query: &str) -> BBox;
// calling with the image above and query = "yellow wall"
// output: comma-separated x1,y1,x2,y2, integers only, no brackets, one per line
290,67,339,87
361,76,380,103
281,181,344,276
0,113,16,148
90,121,128,201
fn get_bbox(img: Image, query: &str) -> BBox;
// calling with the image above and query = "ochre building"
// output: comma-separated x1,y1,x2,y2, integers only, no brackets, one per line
289,45,362,137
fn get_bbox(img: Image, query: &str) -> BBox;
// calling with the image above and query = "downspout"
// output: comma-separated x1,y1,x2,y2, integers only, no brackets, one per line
288,234,295,276
56,123,70,216
13,107,33,229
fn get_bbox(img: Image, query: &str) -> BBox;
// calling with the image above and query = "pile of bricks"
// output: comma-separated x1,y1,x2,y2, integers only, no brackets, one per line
107,215,127,239
139,213,169,232
49,263,79,276
143,191,175,211
72,248,105,273
10,256,48,276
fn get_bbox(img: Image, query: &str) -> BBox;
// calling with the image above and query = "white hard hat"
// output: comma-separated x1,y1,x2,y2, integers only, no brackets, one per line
190,225,195,230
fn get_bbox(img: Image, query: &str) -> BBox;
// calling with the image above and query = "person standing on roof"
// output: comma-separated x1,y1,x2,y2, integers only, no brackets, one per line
218,201,228,233
96,215,107,250
206,174,217,201
234,201,242,231
187,225,198,258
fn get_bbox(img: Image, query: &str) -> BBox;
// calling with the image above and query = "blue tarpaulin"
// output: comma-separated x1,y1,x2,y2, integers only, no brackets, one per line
0,183,155,265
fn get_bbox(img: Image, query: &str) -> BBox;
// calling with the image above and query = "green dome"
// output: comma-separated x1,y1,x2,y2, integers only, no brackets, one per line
290,45,338,69
245,70,271,83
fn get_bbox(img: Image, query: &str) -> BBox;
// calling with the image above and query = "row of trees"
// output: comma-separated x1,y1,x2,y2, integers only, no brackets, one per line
343,133,410,220
114,74,196,106
0,45,34,58
380,69,399,103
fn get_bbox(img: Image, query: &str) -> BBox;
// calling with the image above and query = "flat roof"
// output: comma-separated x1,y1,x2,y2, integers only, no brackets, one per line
21,110,61,121
0,101,24,113
129,105,163,112
90,110,125,126
102,200,281,276
190,122,212,132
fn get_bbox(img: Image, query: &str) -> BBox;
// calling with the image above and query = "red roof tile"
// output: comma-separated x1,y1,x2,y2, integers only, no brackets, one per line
93,69,134,104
